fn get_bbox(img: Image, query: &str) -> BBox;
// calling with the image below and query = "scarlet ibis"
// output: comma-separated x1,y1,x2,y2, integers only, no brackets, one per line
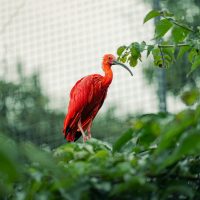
63,54,133,142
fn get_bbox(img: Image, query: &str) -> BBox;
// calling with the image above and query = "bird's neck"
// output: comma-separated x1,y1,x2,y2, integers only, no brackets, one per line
102,64,113,86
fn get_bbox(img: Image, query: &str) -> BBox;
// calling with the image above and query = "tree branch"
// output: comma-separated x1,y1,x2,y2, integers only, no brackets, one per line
157,44,190,48
171,19,195,33
163,16,195,33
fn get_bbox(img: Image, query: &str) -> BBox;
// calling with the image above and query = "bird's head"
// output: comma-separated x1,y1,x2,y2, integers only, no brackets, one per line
102,54,133,76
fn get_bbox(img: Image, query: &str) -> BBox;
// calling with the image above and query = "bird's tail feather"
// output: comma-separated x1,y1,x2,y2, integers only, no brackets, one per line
63,126,82,142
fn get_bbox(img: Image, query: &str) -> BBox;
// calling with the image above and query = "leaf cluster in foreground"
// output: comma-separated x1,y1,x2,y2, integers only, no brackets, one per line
1,105,200,199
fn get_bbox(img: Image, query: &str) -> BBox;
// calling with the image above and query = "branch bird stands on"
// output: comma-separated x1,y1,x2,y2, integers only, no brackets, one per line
63,54,133,142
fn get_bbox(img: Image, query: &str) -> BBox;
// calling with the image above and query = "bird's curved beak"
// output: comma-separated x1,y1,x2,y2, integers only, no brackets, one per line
112,60,133,76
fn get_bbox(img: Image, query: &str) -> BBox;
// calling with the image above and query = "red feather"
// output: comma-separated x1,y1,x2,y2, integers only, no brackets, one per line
63,74,108,142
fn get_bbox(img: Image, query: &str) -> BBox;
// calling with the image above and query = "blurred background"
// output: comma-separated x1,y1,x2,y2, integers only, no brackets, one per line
1,0,200,147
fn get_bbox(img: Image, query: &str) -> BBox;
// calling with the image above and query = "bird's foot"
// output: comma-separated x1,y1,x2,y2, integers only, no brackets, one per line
83,135,90,142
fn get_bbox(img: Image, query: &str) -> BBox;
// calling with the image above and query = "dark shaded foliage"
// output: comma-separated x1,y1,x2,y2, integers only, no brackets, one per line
0,63,65,148
1,101,200,199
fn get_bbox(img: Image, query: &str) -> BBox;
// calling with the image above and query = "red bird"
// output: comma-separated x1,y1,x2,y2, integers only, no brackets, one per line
63,54,133,142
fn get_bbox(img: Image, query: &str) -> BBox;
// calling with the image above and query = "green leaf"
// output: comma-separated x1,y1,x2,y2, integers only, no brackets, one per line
152,48,159,57
164,54,172,63
117,46,126,56
191,55,200,73
129,57,138,67
0,135,21,182
131,42,141,56
163,45,175,64
187,54,200,76
177,46,190,59
147,45,154,57
137,122,160,148
181,89,200,106
172,26,189,43
94,150,110,158
143,10,161,24
113,129,133,153
155,19,173,38
152,42,175,67
155,110,196,155
128,42,141,66
158,131,200,170
152,48,163,67
140,41,146,52
188,49,197,63
118,52,129,63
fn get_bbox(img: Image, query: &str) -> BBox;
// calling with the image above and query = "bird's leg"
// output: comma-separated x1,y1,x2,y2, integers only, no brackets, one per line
87,121,93,139
78,119,88,142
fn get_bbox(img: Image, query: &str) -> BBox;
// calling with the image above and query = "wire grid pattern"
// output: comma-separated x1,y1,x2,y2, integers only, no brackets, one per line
0,0,185,146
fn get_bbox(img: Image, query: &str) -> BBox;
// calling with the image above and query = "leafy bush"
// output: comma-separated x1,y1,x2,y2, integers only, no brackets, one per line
1,103,200,199
117,10,200,71
117,6,200,96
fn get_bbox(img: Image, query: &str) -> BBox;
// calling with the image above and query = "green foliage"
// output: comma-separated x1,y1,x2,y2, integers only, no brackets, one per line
143,10,160,23
1,100,200,199
117,5,200,96
155,18,173,39
112,129,133,152
0,62,65,148
117,9,200,73
171,26,189,43
117,41,146,67
92,107,129,143
117,46,127,57
1,6,200,199
142,0,200,96
190,54,200,75
181,89,200,106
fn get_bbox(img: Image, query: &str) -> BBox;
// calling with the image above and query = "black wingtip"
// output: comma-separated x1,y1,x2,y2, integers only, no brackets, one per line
63,126,71,140
74,131,82,142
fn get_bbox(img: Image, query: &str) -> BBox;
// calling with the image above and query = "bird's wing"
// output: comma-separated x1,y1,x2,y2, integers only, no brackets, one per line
63,74,104,140
73,93,105,142
69,77,85,99
63,76,88,132
81,88,107,129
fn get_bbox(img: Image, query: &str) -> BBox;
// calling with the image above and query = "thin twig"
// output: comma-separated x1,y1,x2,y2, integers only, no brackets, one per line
171,19,195,33
157,44,190,48
158,45,166,67
162,16,195,33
